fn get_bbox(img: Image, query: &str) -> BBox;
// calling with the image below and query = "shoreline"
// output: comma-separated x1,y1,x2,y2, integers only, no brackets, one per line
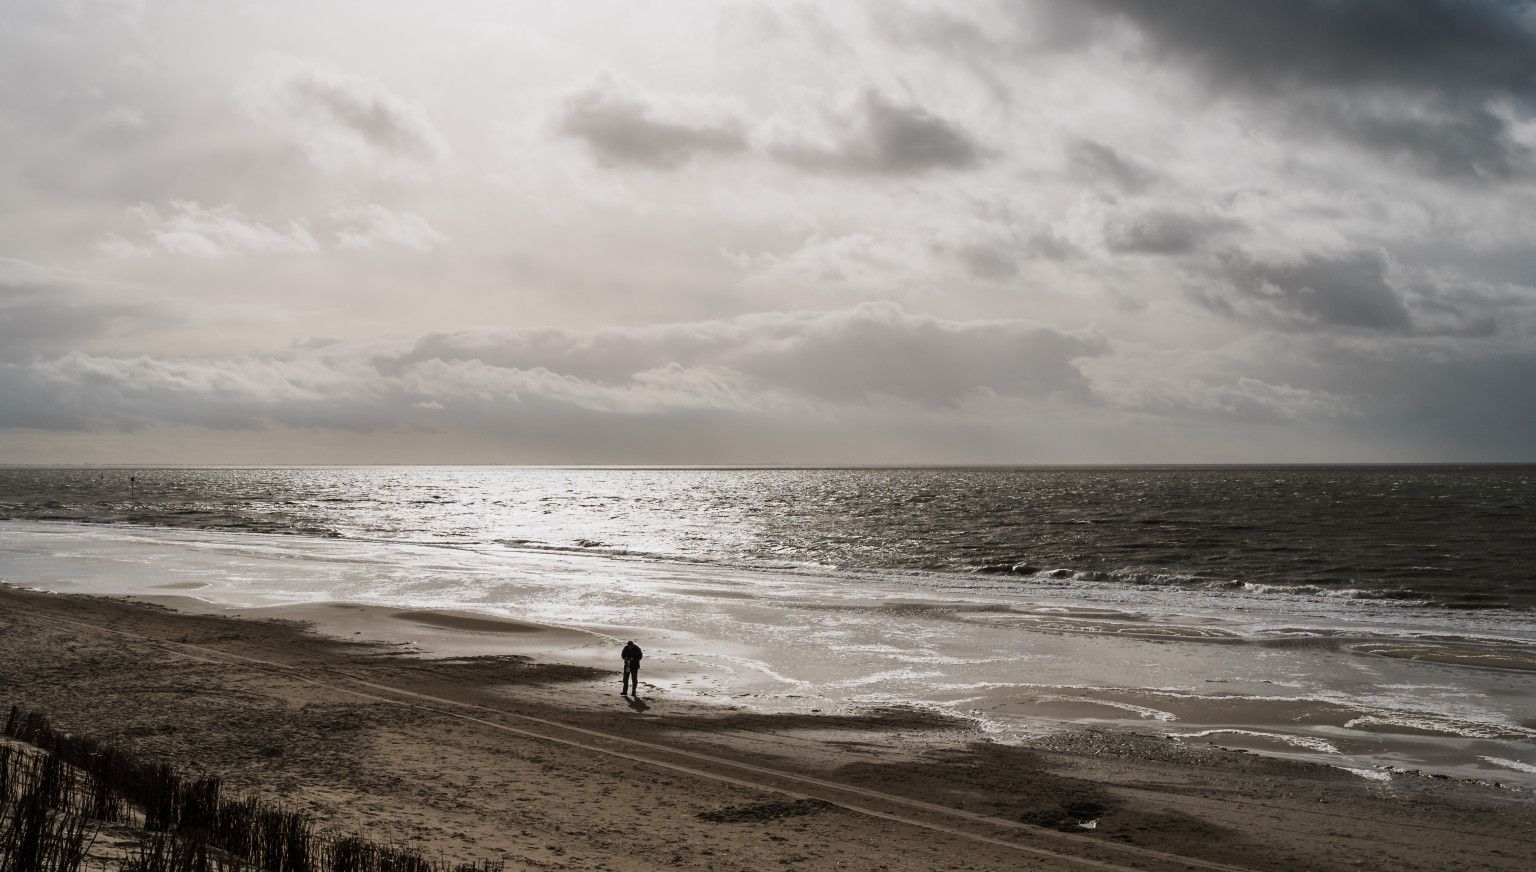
3,583,1533,871
4,519,1535,790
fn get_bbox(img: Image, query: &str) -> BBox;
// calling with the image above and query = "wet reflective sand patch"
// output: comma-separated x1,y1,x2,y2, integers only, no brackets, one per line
1353,641,1536,672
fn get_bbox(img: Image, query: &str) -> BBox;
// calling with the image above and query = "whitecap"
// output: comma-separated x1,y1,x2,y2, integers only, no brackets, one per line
1479,756,1536,775
826,668,944,689
1174,729,1339,754
1345,714,1536,741
1338,766,1392,782
1034,694,1177,722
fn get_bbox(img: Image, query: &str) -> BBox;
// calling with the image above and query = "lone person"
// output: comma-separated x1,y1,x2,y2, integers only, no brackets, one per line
621,640,643,696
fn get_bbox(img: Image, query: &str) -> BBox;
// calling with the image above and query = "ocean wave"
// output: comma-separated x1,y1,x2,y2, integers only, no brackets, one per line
1238,582,1428,602
966,563,1458,611
4,465,1533,613
2,509,344,540
1173,729,1340,754
1480,756,1536,775
1344,714,1536,741
1034,695,1177,722
1338,766,1393,782
826,669,946,689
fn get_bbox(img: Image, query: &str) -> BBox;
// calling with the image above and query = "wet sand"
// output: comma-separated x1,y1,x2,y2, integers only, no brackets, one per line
1352,640,1536,672
5,517,1536,792
3,584,1533,872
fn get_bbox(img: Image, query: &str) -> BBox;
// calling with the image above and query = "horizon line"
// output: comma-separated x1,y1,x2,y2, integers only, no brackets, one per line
2,461,1533,471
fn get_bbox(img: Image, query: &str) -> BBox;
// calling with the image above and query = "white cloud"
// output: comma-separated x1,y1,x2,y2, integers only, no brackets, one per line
97,201,449,258
729,233,938,295
1093,368,1354,421
331,205,446,251
98,201,319,258
247,60,450,174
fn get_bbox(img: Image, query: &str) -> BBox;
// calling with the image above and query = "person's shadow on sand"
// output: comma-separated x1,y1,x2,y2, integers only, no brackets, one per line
625,695,649,712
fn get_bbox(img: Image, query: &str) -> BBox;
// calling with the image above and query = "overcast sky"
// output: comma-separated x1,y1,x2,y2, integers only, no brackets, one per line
2,0,1535,464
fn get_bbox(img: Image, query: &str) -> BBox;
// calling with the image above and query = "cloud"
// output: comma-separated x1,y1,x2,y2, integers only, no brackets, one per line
954,242,1020,280
1072,0,1536,178
331,205,446,251
945,230,1079,282
1200,249,1413,331
1093,370,1353,422
97,201,319,258
81,105,148,140
251,62,449,173
97,202,448,257
0,259,172,362
1067,139,1157,193
389,302,1104,406
65,0,145,23
556,73,749,169
1310,97,1528,180
1322,338,1536,456
6,2,1536,462
0,303,1104,438
1076,0,1536,97
1105,208,1240,256
768,90,986,175
1080,330,1536,457
1396,272,1535,339
728,234,934,294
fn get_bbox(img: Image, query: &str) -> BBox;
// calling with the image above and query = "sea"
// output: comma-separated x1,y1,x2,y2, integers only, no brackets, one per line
1,465,1532,610
2,465,1534,786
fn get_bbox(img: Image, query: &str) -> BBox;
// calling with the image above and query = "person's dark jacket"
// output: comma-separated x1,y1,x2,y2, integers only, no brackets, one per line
622,642,643,665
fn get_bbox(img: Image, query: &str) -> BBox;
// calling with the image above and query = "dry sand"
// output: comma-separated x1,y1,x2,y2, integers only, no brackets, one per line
1,584,1532,872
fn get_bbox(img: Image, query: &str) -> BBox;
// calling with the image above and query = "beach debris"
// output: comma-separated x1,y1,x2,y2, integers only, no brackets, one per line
1020,799,1110,832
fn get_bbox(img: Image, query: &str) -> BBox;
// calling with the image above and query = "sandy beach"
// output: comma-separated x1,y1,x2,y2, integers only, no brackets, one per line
6,520,1534,790
3,583,1532,872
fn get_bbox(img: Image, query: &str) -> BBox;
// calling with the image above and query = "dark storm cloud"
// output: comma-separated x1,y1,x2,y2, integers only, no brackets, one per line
557,76,749,170
1062,0,1536,178
769,90,986,175
1075,0,1536,95
1314,98,1527,180
1341,343,1536,457
1201,249,1413,331
1240,332,1536,457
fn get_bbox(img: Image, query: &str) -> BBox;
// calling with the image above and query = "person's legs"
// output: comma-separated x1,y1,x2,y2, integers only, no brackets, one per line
622,663,636,694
